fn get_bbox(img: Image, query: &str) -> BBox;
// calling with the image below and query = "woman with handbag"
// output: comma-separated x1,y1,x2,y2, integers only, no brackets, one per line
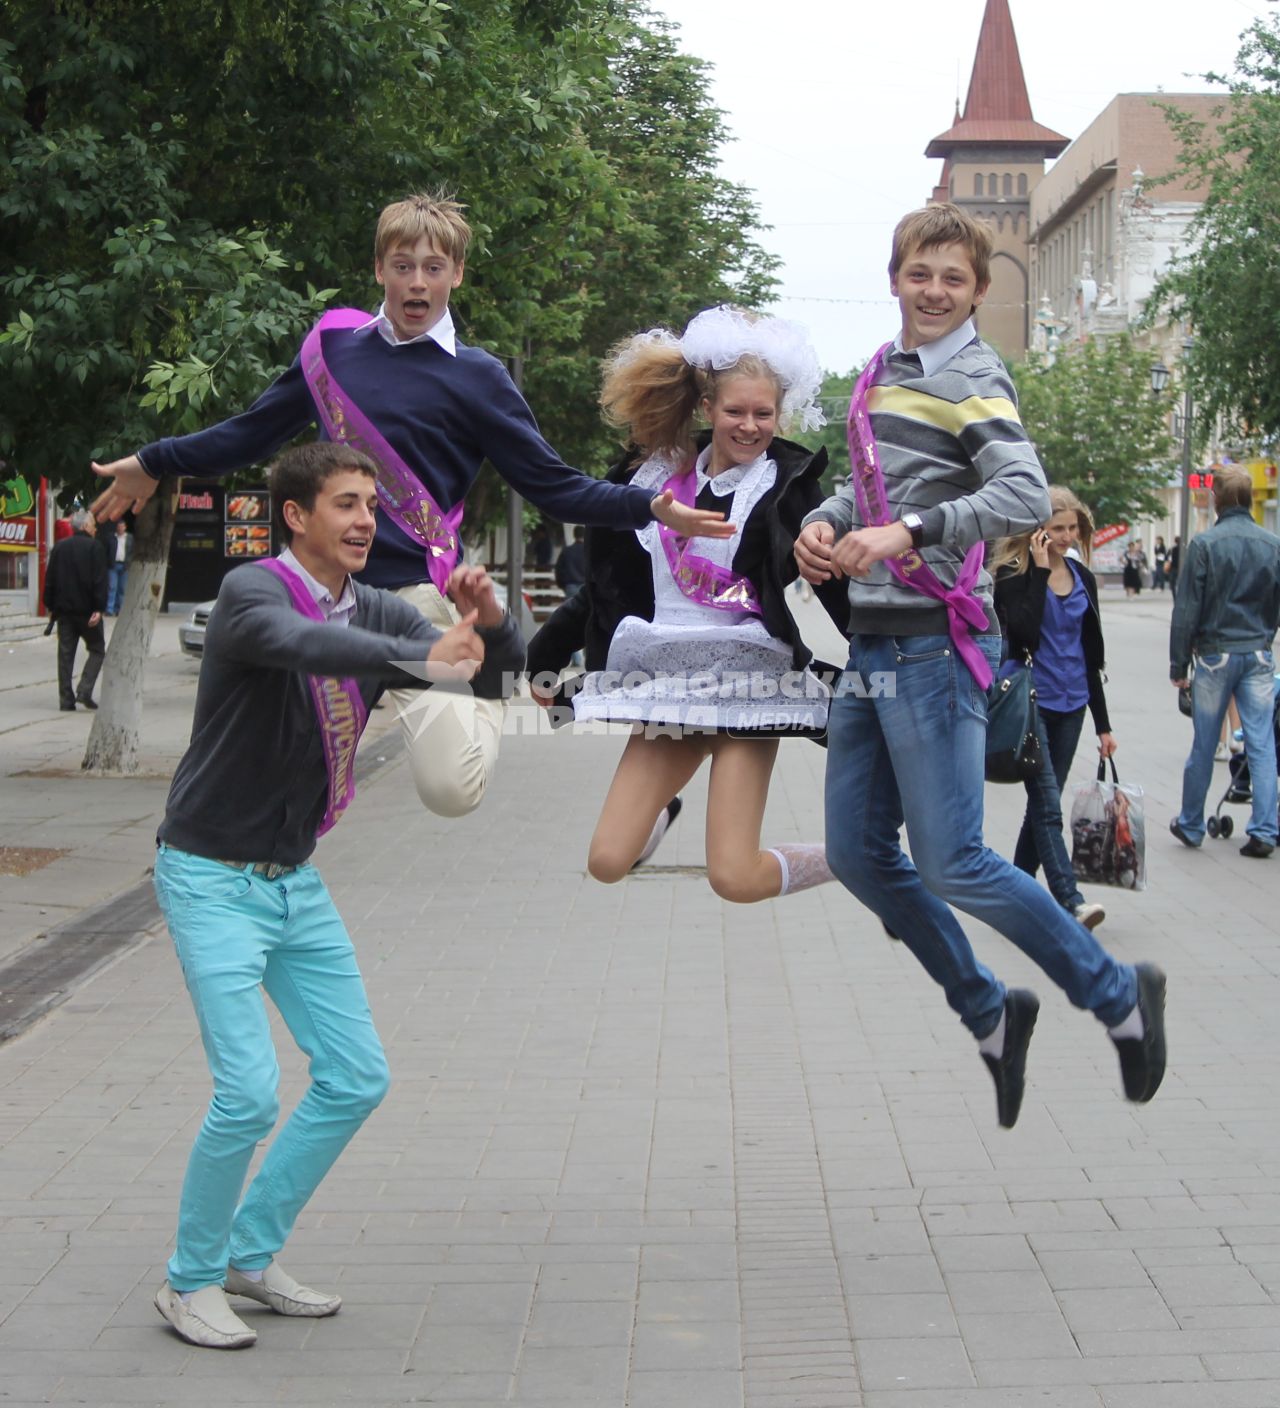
992,485,1116,929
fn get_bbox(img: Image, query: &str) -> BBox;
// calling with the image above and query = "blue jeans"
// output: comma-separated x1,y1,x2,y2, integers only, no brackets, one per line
154,844,389,1291
107,563,127,614
1177,649,1278,845
824,634,1136,1037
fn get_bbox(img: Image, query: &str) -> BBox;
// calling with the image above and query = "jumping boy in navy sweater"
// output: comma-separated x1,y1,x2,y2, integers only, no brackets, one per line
92,191,730,818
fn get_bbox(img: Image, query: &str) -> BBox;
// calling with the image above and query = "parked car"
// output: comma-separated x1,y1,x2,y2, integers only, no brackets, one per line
178,601,214,659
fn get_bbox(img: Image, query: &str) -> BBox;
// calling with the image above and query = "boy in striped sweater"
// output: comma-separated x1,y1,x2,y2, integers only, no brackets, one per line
794,205,1166,1129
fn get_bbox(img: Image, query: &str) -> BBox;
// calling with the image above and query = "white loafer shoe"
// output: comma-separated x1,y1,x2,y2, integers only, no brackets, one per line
154,1281,257,1349
225,1261,341,1317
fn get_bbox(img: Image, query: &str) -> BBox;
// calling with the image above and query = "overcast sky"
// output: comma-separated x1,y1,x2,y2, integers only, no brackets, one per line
652,0,1275,374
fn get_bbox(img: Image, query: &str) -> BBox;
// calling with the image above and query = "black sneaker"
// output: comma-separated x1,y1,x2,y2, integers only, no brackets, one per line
1169,818,1200,849
1111,963,1167,1103
1240,837,1274,859
980,989,1040,1129
631,796,683,869
76,697,98,710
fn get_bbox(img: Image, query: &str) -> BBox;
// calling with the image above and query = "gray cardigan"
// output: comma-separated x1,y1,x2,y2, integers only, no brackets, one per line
158,564,523,864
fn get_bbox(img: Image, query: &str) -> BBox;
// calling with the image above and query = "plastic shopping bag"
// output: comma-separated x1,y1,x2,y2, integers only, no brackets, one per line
1070,758,1146,891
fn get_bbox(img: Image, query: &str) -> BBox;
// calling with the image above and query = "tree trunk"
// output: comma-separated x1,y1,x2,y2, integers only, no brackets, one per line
82,487,178,774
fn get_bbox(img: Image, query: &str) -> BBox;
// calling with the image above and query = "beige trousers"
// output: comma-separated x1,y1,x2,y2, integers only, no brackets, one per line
387,582,505,818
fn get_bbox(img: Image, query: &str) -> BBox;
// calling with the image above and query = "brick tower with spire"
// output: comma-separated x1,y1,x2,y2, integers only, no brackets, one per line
925,0,1067,361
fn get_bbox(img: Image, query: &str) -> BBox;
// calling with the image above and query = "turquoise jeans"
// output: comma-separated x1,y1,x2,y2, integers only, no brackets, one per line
154,844,389,1292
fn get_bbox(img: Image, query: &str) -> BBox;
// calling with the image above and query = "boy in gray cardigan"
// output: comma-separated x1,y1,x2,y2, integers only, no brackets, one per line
153,443,520,1349
795,205,1166,1129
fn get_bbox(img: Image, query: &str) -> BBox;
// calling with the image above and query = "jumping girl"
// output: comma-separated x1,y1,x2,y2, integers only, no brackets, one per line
528,307,846,901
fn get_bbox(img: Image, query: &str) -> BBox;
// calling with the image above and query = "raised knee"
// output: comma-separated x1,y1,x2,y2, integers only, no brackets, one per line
416,775,487,818
326,1056,390,1120
707,866,759,905
587,848,631,885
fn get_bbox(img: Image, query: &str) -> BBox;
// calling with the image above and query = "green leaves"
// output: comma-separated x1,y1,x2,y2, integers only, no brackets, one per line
1012,336,1176,528
1149,15,1280,442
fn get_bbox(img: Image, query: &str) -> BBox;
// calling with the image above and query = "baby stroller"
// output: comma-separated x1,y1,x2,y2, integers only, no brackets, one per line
1206,676,1280,839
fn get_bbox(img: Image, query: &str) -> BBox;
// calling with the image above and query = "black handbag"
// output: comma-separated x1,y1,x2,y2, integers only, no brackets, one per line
985,658,1043,783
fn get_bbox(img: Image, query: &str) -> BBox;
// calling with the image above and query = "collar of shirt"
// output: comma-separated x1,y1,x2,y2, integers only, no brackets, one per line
694,444,769,497
278,547,357,626
891,318,978,377
358,303,457,356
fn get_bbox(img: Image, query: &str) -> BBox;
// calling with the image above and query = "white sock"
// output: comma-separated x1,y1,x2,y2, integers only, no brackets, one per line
767,843,834,896
230,1266,264,1282
977,1009,1007,1058
1108,1005,1144,1042
636,804,674,865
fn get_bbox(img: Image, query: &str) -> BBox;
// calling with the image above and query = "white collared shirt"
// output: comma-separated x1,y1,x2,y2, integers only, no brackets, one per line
358,303,457,356
278,547,357,628
893,318,978,377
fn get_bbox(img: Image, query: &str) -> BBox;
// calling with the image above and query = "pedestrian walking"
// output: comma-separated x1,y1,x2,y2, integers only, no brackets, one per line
151,443,514,1350
42,508,107,711
1169,465,1280,857
992,485,1116,930
1122,539,1147,596
106,518,133,615
794,204,1166,1128
1152,535,1169,591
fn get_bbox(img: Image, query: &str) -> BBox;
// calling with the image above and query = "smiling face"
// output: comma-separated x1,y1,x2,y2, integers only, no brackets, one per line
702,373,780,475
891,240,988,351
283,468,378,591
375,236,464,341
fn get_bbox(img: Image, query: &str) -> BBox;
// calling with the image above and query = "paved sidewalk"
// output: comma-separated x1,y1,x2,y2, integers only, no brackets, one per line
2,592,1279,1406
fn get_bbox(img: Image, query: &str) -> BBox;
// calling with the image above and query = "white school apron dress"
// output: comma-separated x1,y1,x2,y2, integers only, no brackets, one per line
570,448,830,735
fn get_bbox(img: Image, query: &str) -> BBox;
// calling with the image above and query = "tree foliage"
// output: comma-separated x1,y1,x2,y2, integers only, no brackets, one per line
1012,336,1175,527
1148,15,1280,442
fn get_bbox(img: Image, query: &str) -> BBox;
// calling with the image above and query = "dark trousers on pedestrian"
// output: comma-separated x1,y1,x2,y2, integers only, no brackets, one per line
1013,704,1087,884
56,615,105,707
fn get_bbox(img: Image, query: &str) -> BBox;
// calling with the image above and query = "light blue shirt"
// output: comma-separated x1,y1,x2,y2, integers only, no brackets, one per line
892,318,979,377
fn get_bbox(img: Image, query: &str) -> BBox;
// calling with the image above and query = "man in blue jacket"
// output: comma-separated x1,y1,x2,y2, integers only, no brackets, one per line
1170,466,1280,857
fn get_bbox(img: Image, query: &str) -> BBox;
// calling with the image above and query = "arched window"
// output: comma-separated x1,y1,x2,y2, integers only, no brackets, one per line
974,173,984,196
1017,173,1028,196
1002,172,1013,197
989,171,999,193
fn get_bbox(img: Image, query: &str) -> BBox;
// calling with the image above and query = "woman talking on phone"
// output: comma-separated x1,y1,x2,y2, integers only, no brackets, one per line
992,485,1117,929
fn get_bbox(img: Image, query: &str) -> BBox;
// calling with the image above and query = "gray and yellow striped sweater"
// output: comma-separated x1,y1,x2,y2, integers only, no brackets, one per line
805,335,1050,637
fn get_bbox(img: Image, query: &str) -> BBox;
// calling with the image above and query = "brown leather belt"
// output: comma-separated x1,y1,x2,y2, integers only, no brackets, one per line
215,859,300,881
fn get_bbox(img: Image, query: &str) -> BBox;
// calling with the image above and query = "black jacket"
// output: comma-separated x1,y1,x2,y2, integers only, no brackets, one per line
527,436,848,702
993,559,1111,734
43,530,108,616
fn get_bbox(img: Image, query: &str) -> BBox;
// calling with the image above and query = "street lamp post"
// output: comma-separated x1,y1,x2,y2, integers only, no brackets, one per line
1150,336,1196,562
1176,336,1195,551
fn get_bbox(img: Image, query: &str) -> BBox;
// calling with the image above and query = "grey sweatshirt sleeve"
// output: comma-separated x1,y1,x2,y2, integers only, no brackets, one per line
211,568,442,682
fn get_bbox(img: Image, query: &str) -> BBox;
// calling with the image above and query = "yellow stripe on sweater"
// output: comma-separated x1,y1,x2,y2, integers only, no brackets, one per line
870,385,1021,433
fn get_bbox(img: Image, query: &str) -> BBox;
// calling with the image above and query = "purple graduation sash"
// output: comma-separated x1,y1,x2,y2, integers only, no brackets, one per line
656,462,763,617
256,558,368,837
301,308,463,597
846,344,992,688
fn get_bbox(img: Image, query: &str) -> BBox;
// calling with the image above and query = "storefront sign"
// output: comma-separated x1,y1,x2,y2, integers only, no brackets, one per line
0,473,36,553
1092,522,1129,574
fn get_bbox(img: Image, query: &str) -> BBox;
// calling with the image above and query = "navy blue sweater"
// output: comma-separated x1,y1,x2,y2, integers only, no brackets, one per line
138,321,655,590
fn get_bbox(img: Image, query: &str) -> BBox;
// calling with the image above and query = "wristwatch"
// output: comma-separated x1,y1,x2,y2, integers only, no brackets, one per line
901,512,925,550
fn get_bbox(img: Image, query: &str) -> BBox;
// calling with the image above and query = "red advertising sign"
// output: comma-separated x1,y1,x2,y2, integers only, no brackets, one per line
1093,522,1129,546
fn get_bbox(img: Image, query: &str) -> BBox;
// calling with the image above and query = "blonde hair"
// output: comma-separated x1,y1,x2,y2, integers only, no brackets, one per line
375,191,471,265
600,339,782,458
990,484,1096,575
889,204,992,291
1213,465,1252,511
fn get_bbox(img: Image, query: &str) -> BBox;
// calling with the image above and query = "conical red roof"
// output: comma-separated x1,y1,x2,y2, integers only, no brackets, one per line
925,0,1068,157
